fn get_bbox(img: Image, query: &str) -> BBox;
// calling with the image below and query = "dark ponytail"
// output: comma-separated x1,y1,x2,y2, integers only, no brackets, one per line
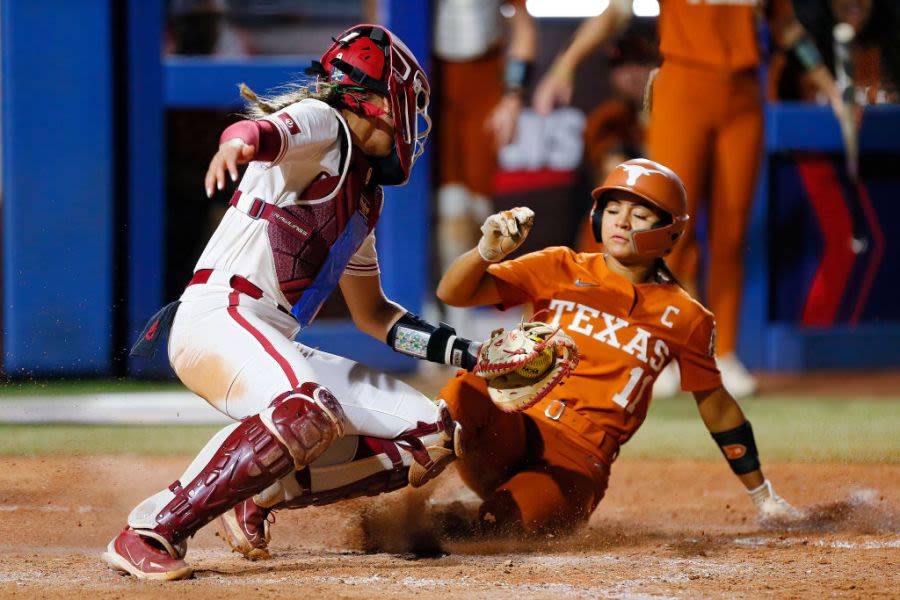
654,258,683,288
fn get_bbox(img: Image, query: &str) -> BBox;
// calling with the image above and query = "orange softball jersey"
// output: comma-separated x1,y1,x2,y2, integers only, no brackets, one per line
488,247,721,444
658,0,762,73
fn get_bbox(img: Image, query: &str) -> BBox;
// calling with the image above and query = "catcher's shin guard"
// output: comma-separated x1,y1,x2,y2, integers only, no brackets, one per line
136,383,345,547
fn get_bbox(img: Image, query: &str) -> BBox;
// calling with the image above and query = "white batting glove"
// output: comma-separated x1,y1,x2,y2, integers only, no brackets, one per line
747,480,804,521
477,207,535,263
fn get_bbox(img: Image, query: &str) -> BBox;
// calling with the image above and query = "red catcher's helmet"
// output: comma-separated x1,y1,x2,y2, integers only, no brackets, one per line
318,24,431,185
590,158,689,257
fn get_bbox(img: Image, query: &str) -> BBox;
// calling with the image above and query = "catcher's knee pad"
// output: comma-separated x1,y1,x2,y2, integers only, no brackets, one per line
261,382,346,467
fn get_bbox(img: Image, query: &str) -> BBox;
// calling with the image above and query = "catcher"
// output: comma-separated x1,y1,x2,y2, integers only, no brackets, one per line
436,158,800,535
104,24,481,580
102,23,573,578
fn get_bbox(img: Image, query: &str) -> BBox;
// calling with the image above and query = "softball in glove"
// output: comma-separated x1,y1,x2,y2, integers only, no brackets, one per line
473,321,579,413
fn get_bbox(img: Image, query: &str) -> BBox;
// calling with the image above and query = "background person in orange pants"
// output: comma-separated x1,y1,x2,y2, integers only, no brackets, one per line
533,0,839,398
432,0,536,295
435,159,798,535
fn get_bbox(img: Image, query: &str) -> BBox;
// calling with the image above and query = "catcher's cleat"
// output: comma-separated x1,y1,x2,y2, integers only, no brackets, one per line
408,400,463,488
102,527,193,581
217,498,273,560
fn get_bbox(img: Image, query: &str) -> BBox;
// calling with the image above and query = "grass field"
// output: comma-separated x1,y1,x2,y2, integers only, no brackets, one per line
0,378,183,397
0,390,896,463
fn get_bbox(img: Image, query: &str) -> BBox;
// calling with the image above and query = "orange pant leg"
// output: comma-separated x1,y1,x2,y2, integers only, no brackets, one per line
435,53,503,196
707,74,763,355
483,419,610,535
648,61,763,356
437,371,528,499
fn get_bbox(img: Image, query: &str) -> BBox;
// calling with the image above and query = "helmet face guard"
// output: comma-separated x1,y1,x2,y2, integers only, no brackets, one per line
590,159,690,258
318,24,431,185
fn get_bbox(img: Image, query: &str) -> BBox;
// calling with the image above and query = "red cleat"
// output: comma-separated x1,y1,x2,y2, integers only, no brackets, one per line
217,498,272,560
102,528,193,581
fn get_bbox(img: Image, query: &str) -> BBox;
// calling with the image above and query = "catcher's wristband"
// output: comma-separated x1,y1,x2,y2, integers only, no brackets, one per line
219,119,281,162
710,420,761,475
387,312,479,370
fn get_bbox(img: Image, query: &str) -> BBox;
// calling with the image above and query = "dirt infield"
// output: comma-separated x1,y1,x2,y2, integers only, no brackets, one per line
0,457,896,599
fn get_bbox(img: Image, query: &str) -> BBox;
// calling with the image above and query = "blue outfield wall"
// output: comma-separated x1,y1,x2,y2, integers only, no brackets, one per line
2,0,115,375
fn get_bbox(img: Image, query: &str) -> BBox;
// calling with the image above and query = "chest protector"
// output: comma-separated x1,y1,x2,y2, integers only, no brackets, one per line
231,151,383,324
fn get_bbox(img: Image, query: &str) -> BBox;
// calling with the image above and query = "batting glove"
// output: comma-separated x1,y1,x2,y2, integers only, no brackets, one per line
747,479,804,521
477,207,535,263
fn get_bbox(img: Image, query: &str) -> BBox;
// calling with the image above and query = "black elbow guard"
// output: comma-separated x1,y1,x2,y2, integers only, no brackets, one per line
711,420,761,475
387,312,479,370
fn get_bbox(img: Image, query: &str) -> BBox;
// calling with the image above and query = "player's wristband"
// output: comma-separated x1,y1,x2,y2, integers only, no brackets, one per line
710,420,761,475
219,119,281,162
791,35,824,72
387,312,480,370
504,58,535,94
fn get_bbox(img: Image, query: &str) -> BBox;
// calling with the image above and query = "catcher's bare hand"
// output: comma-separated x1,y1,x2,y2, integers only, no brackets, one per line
205,139,256,198
477,207,535,263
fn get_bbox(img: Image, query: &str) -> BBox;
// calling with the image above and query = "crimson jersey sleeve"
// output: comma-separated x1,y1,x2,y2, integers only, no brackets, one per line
487,247,569,309
678,312,722,391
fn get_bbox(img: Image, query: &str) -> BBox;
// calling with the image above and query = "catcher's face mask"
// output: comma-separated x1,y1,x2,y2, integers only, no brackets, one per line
317,24,431,186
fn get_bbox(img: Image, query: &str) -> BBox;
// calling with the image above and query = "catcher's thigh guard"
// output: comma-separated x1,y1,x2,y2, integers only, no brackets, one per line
128,383,344,546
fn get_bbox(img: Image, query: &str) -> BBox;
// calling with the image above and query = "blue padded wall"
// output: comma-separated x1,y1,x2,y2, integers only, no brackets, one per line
2,0,114,374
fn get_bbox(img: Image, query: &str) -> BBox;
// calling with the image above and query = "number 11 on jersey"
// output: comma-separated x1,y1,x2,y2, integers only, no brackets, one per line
612,367,654,413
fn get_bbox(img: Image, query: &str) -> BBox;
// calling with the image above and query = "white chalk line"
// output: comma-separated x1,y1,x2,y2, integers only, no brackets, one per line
733,536,900,549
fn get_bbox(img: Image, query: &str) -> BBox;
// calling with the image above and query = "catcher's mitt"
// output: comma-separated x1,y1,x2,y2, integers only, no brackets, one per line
473,321,579,413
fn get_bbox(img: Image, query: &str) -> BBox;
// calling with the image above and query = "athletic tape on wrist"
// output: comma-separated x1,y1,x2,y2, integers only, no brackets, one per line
387,312,478,369
710,420,761,475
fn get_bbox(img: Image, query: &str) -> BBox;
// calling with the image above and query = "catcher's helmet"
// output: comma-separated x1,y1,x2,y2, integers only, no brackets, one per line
317,24,431,185
590,158,689,257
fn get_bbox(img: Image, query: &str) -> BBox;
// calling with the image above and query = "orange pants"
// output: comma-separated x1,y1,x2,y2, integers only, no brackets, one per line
434,51,504,196
647,60,763,355
438,371,612,535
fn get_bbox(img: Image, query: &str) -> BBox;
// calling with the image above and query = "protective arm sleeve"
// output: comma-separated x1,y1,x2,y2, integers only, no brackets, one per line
219,119,283,162
386,312,480,370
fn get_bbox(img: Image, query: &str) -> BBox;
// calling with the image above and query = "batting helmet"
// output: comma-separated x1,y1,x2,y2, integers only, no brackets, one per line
590,158,689,257
316,24,431,185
